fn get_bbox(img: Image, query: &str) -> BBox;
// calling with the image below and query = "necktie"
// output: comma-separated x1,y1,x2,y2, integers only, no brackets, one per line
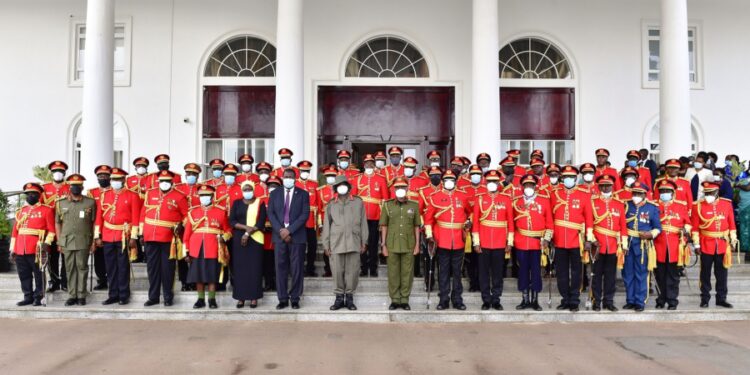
283,189,291,225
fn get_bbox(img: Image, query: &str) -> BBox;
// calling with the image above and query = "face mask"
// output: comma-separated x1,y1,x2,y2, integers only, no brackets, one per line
563,177,576,189
430,161,440,167
339,161,349,169
186,175,198,185
336,185,349,195
259,173,269,182
283,178,295,189
300,172,310,180
159,182,172,191
326,176,336,185
243,191,254,200
443,180,455,190
694,162,703,170
136,166,147,175
212,169,222,178
430,176,441,186
390,157,401,166
375,161,385,169
470,175,481,184
52,172,64,182
404,168,415,177
601,191,612,198
157,163,169,171
627,160,638,168
625,176,636,187
524,187,535,197
395,189,407,198
364,168,374,175
241,163,252,173
660,192,673,202
549,176,559,185
451,168,462,176
70,185,83,196
111,180,123,190
225,175,235,185
98,178,111,188
280,158,291,167
487,182,498,192
582,173,594,182
632,196,643,205
705,195,716,204
199,196,212,206
25,193,40,206
481,167,489,173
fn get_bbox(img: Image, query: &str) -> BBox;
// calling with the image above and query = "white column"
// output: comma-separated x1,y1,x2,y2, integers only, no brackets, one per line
274,0,304,162
471,0,501,164
659,0,691,159
81,0,114,179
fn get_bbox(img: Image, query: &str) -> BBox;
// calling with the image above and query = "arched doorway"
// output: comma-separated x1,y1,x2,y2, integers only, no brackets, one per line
642,115,703,163
69,113,129,173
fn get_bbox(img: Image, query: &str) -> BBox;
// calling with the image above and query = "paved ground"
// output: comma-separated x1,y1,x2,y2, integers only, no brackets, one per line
0,319,749,375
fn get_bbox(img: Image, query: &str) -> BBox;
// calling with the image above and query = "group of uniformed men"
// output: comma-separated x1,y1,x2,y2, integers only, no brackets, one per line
9,146,738,312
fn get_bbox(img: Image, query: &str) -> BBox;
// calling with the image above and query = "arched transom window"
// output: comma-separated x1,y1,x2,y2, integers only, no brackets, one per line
499,37,572,79
345,36,429,78
204,35,276,77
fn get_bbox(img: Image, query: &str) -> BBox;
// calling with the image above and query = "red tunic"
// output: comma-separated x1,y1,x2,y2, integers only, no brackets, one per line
41,182,70,208
273,166,300,179
236,172,260,185
512,195,553,251
472,192,514,250
11,204,56,255
204,177,225,187
95,188,142,243
352,172,389,221
691,198,736,255
383,164,405,186
126,174,149,201
586,195,627,254
655,200,690,263
215,183,243,214
317,185,336,228
337,167,360,182
655,177,693,212
183,206,232,259
139,188,189,243
424,189,472,250
594,166,623,191
550,187,592,250
143,171,183,190
174,183,201,209
297,178,319,229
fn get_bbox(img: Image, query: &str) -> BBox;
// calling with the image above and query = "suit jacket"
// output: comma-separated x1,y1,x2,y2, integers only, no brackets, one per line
268,186,310,244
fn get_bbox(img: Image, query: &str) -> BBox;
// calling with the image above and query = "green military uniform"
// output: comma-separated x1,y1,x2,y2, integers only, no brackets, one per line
321,193,368,297
56,196,97,300
379,198,421,305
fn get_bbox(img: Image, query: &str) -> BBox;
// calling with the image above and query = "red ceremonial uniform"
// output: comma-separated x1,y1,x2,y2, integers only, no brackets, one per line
655,200,690,263
418,184,441,216
586,194,627,254
273,166,300,178
236,172,260,185
691,198,736,255
424,189,472,250
139,189,189,242
594,166,622,191
383,164,405,186
183,206,232,259
215,183,243,213
317,185,336,227
143,172,182,190
95,188,142,243
472,192,514,249
126,175,149,200
513,165,527,181
204,177,224,187
337,167,360,181
174,183,201,209
550,187,592,250
297,178,319,229
41,182,70,208
352,172,389,221
656,177,693,211
11,204,56,255
512,195,553,251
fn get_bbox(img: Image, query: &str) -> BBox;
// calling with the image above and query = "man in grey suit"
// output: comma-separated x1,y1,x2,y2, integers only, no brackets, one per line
268,169,310,309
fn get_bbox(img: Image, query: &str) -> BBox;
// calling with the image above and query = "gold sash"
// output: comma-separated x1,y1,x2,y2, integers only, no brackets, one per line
245,199,265,245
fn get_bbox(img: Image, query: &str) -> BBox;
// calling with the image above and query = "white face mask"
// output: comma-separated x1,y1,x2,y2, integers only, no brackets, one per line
601,191,612,198
300,171,310,180
241,163,252,173
563,177,576,189
111,180,123,190
336,185,349,195
470,175,482,184
280,158,291,167
582,173,594,183
443,179,455,190
395,189,407,198
430,161,440,167
52,172,64,182
404,168,415,177
705,195,716,204
224,175,235,185
549,176,559,185
339,161,349,169
199,196,212,206
364,168,374,175
524,187,535,197
136,167,147,176
243,191,254,200
694,162,703,170
326,176,336,185
259,173,269,182
487,182,498,192
375,161,385,169
159,181,172,192
283,178,295,189
625,176,636,187
632,196,643,205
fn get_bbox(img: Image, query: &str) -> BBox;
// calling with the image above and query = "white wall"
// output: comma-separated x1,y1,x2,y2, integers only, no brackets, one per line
1,0,748,191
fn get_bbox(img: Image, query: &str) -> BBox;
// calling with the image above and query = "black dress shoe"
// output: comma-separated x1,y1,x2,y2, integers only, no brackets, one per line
481,303,490,310
236,301,245,308
389,303,398,310
453,303,467,311
492,302,503,311
359,270,368,277
323,271,332,277
193,299,206,309
249,301,258,308
634,305,645,312
65,298,78,306
46,284,60,293
569,305,579,312
556,303,568,311
716,301,733,308
436,302,449,310
78,298,86,306
16,299,33,307
402,304,411,311
276,301,289,310
32,299,42,306
144,299,159,307
655,302,665,309
370,270,378,278
622,303,635,310
164,300,173,307
181,285,189,292
604,304,618,312
208,299,218,309
94,283,108,291
700,301,709,308
102,297,119,305
592,305,601,312
291,302,300,309
667,305,677,310
118,298,129,305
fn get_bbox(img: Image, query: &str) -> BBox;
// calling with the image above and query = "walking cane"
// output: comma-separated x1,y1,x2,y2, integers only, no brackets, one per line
38,240,49,307
425,240,436,310
546,244,554,309
89,249,94,293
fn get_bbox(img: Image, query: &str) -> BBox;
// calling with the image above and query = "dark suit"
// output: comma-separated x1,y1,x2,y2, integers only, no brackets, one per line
268,186,310,303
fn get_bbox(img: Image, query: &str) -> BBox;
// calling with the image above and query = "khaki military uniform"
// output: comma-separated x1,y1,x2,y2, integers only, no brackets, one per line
321,195,368,295
56,196,97,299
379,198,421,304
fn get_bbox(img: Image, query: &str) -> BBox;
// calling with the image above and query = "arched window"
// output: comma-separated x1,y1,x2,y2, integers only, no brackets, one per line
499,37,572,79
203,35,276,77
71,115,129,173
345,36,429,78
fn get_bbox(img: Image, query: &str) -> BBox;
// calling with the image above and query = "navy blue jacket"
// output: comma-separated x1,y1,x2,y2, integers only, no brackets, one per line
267,187,310,244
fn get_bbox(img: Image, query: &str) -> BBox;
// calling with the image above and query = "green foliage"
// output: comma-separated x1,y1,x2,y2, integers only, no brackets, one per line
0,190,11,239
33,165,52,183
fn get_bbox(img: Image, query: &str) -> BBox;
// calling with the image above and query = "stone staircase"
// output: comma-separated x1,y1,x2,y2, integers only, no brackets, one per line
1,260,749,323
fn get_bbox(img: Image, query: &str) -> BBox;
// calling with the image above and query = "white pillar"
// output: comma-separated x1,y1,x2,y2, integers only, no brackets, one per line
471,0,501,164
274,0,304,162
659,0,691,159
81,0,114,179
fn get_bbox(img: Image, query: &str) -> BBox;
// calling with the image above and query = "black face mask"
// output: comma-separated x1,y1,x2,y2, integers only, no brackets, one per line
70,185,83,196
157,163,170,171
26,193,40,206
98,178,111,188
451,167,462,176
390,157,401,166
430,175,441,186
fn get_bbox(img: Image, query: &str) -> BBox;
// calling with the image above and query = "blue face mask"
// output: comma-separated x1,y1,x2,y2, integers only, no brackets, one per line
243,191,254,200
186,175,198,185
280,158,291,167
660,192,673,202
627,160,638,168
339,161,349,169
283,178,295,189
199,196,212,206
470,175,481,184
563,177,576,189
212,169,222,178
225,175,235,185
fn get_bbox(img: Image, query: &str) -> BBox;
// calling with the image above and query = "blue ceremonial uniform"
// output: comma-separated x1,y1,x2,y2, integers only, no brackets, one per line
623,200,661,308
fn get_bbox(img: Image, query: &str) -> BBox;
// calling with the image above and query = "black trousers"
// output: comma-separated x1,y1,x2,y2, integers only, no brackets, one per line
700,252,728,303
655,261,680,306
275,242,305,303
437,248,464,305
504,248,519,278
466,252,479,291
177,259,190,286
478,249,505,304
47,242,67,288
555,248,582,306
94,247,107,285
144,242,175,303
305,228,318,274
103,242,130,300
361,220,380,274
16,254,43,301
263,250,277,290
592,253,617,306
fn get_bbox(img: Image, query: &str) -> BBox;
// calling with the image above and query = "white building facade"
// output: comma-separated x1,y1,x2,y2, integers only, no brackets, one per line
1,0,748,191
